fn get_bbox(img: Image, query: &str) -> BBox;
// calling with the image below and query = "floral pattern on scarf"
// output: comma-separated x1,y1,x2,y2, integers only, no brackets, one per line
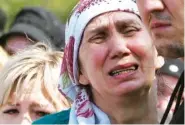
61,36,75,89
75,89,94,118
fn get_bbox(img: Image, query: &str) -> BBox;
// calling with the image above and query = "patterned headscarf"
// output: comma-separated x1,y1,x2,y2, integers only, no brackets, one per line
59,0,140,124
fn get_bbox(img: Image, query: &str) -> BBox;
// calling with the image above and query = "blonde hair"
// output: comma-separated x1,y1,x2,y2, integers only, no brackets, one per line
0,43,71,111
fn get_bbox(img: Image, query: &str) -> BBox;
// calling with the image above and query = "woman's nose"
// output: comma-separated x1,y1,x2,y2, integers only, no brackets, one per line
20,113,32,125
109,36,131,59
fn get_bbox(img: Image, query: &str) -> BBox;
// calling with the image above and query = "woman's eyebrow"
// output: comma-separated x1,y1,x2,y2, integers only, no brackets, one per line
4,100,19,106
30,102,49,109
86,19,140,33
85,25,108,35
115,19,141,27
8,103,20,106
30,102,55,112
1,103,20,108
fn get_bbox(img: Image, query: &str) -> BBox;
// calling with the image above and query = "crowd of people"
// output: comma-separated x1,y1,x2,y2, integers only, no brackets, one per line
0,0,184,124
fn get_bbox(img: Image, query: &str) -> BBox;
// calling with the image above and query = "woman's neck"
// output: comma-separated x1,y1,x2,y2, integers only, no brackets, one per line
92,84,158,124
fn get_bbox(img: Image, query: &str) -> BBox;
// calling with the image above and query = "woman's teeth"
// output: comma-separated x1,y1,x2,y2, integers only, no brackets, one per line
109,66,137,76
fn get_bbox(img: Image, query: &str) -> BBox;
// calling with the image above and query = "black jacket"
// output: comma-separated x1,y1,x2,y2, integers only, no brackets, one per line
160,71,184,124
170,71,184,124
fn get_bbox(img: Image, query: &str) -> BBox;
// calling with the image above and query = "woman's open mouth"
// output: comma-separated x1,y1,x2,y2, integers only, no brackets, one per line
109,64,139,77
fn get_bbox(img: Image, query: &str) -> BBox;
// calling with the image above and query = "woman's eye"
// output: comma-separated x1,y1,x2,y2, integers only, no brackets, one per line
3,109,19,115
35,111,50,117
89,33,106,44
92,35,105,40
123,27,140,36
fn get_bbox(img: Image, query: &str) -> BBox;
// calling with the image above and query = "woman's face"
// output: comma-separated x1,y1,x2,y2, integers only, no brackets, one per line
5,35,32,55
0,84,56,124
79,11,161,98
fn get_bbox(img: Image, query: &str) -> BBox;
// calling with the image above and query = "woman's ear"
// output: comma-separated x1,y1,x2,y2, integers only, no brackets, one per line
79,70,90,85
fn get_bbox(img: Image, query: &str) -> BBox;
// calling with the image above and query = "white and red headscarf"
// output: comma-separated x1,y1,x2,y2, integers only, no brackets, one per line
59,0,140,124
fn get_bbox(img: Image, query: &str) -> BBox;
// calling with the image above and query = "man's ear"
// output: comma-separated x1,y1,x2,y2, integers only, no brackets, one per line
155,56,164,69
154,48,164,69
79,71,90,85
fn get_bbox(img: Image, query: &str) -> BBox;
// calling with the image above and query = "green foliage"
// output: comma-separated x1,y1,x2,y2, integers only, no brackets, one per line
0,0,78,30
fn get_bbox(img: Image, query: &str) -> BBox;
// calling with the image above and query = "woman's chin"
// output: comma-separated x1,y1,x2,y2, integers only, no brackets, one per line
112,79,151,96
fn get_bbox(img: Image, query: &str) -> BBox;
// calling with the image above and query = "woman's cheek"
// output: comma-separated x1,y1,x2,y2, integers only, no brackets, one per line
88,46,108,69
0,114,13,124
127,40,152,59
128,39,156,74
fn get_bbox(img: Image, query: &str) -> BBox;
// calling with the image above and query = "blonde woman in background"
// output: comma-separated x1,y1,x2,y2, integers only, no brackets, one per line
0,46,9,70
0,43,71,124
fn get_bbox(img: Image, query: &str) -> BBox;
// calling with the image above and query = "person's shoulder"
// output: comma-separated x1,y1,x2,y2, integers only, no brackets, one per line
32,108,71,124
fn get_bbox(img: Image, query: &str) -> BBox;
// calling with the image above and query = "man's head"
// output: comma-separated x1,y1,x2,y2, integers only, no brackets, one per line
136,0,184,58
0,7,65,55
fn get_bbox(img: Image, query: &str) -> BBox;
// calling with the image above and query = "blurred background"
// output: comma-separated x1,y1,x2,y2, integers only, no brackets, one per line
0,0,78,30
